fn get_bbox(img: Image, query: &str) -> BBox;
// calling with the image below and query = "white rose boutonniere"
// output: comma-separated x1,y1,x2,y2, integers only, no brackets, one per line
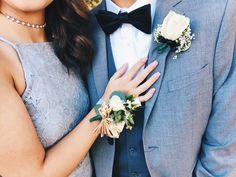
154,11,195,59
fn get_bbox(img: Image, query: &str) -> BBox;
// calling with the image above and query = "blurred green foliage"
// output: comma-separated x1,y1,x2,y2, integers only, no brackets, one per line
84,0,101,9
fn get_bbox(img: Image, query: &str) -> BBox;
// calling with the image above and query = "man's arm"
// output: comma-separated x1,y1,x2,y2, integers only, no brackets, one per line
194,0,236,176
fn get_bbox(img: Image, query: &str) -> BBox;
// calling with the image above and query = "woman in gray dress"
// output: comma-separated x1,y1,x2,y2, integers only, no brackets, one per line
0,0,160,177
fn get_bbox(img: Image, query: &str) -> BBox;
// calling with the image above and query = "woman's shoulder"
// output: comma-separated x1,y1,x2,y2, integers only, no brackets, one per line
0,40,18,71
0,41,16,77
0,41,25,95
0,44,14,88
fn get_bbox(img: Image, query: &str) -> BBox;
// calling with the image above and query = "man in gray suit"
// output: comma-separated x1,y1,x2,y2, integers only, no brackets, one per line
87,0,236,176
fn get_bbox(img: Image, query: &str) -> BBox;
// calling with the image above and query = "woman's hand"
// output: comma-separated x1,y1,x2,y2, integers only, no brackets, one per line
102,58,160,102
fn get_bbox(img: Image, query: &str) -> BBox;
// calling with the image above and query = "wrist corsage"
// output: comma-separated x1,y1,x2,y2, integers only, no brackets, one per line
90,91,142,138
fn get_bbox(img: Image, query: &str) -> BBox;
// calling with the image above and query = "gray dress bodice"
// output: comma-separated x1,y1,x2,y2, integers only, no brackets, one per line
0,37,93,177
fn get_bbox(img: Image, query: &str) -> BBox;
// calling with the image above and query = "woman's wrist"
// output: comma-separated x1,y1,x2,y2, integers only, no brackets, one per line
96,98,106,105
101,94,109,103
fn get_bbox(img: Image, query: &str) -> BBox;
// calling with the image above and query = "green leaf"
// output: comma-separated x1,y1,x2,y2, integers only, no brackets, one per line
90,115,102,122
112,110,125,123
157,43,168,53
109,91,126,101
126,95,134,101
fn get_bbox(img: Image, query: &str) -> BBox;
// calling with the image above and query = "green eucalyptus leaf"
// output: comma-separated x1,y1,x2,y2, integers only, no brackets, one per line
157,43,168,53
126,95,134,101
90,115,102,122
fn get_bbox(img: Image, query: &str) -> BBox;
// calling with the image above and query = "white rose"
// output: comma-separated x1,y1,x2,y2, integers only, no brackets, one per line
161,11,190,41
109,95,125,111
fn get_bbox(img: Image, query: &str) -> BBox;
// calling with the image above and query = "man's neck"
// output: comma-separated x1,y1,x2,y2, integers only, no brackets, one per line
111,0,137,8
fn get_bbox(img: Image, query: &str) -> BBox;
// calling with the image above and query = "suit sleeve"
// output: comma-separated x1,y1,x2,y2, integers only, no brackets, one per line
194,0,236,176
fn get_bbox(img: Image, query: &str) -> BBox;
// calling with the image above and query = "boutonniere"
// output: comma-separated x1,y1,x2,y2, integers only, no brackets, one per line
154,11,195,59
90,91,141,138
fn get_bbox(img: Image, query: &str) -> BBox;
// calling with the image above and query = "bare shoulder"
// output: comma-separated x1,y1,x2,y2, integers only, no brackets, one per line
0,42,16,85
0,40,19,67
0,41,25,94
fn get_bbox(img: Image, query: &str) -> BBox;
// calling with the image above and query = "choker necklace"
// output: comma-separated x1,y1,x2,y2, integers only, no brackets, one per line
0,11,46,29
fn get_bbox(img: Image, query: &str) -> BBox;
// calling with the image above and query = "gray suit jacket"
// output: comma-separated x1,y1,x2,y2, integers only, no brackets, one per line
87,0,236,176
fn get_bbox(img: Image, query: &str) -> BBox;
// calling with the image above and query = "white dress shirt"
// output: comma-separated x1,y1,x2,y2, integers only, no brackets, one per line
106,0,157,71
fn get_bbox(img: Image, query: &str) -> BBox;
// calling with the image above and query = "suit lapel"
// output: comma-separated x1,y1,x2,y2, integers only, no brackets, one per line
91,1,109,98
144,0,186,127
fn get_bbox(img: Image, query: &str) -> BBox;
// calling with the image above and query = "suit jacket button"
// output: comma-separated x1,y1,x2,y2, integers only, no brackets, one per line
129,147,137,156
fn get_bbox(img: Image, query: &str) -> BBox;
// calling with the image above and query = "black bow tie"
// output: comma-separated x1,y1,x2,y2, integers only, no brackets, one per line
96,4,152,35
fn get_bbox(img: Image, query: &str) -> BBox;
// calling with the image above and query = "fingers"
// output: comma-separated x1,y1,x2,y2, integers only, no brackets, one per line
139,88,156,102
132,60,158,87
124,58,147,80
112,63,128,79
134,72,160,96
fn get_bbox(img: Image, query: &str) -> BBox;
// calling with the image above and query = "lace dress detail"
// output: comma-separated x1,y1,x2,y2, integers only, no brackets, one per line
0,37,92,177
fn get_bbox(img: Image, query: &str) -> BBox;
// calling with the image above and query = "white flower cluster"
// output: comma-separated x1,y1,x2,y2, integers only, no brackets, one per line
174,26,195,58
109,95,141,130
154,24,163,42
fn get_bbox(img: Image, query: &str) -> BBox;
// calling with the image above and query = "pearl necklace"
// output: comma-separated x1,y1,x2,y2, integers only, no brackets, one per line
0,11,46,29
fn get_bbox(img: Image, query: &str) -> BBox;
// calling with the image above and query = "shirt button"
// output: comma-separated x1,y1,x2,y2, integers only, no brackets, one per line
129,147,137,156
131,172,138,177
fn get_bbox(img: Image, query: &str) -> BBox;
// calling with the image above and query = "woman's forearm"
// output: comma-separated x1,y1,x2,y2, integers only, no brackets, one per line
40,109,99,177
0,79,100,177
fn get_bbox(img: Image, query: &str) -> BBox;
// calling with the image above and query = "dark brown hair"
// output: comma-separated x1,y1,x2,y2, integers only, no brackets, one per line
45,0,93,79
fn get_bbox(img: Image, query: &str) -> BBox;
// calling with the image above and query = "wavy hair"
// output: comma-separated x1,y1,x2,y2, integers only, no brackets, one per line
45,0,93,79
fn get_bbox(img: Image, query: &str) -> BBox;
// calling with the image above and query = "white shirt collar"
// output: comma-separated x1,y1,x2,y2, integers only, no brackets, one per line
106,0,157,22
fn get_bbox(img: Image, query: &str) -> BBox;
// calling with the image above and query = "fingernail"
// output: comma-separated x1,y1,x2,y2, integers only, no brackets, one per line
150,88,156,93
141,58,148,63
155,72,161,77
152,59,159,63
152,61,158,65
122,63,128,68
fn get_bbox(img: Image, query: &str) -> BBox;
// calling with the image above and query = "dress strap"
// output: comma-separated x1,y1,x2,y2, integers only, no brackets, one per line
0,36,31,99
0,36,17,49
